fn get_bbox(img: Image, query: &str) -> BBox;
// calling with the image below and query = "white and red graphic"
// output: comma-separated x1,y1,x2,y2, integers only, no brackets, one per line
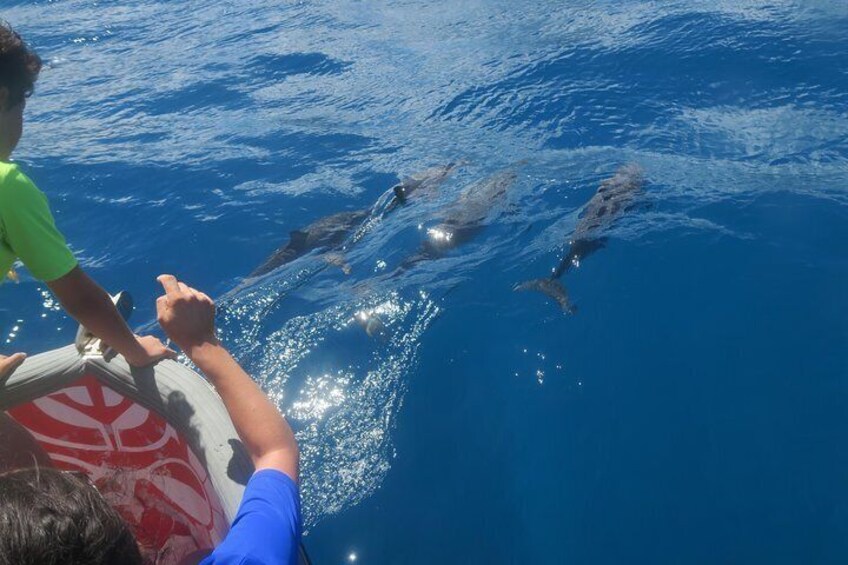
7,374,230,564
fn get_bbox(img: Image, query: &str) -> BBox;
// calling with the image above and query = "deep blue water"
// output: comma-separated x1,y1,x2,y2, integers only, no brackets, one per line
2,1,848,563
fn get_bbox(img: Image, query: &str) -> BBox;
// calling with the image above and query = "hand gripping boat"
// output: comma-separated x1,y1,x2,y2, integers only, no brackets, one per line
0,293,310,565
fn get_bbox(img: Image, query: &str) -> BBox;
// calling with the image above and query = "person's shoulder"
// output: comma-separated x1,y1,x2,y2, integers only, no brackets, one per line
245,469,300,506
0,161,25,179
251,468,298,487
0,161,19,188
201,470,301,565
0,162,41,206
0,162,36,193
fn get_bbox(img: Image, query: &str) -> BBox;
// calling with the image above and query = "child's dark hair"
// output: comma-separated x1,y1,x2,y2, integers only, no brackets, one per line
0,21,42,109
0,467,143,565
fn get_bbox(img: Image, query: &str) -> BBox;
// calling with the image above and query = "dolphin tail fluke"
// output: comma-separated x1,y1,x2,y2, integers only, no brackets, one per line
514,278,576,314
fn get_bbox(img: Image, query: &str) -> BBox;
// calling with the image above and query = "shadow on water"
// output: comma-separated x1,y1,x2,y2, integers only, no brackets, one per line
251,52,353,79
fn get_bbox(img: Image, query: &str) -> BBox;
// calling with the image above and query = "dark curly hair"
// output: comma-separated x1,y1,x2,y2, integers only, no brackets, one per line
0,21,42,109
0,467,143,565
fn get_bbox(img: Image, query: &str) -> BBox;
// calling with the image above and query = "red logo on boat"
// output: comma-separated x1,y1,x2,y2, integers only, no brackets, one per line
7,374,229,564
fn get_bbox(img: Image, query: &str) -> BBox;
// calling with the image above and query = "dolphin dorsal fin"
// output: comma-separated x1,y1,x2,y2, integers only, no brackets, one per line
289,229,309,248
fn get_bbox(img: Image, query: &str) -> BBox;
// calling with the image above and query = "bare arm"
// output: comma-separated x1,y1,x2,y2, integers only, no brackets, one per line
47,266,173,366
155,274,299,482
189,342,299,480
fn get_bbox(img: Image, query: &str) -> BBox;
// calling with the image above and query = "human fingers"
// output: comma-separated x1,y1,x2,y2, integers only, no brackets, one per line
196,291,214,305
184,286,214,306
188,287,210,303
155,295,171,321
160,345,178,360
0,352,27,379
138,336,178,361
157,274,182,299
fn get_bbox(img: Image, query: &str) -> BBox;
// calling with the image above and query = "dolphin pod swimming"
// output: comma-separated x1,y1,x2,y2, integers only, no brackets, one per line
249,162,462,278
354,167,517,337
515,164,644,313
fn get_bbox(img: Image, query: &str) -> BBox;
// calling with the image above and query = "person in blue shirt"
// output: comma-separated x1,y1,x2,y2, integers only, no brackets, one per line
0,275,302,565
159,274,302,565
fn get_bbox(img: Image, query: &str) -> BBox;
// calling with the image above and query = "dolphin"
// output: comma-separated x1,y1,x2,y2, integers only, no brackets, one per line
515,164,644,313
347,161,464,247
248,163,462,279
250,209,370,277
351,168,517,338
397,168,517,270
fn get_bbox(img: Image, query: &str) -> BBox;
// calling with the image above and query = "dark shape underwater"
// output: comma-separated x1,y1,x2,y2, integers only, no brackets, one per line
515,164,644,313
249,162,462,278
250,209,370,278
398,167,518,271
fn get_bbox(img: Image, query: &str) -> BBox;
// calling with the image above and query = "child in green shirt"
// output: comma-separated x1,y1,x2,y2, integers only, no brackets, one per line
0,22,173,378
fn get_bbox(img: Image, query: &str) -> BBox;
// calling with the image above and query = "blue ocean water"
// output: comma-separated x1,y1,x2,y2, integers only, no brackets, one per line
2,1,848,563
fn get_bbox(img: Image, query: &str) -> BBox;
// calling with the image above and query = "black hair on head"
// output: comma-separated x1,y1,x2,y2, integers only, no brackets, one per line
0,21,42,109
0,467,143,565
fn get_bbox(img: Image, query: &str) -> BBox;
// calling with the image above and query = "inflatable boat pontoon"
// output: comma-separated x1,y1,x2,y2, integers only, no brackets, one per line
0,293,309,564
